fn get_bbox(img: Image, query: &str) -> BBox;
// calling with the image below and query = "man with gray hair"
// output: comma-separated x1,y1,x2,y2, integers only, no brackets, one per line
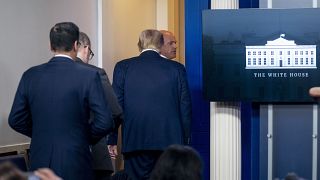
76,31,123,180
110,29,192,179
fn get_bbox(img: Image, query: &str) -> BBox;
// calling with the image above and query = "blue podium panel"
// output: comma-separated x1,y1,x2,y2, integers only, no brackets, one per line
260,104,313,180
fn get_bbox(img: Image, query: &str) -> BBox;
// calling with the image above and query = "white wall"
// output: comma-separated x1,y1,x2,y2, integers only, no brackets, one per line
0,0,98,146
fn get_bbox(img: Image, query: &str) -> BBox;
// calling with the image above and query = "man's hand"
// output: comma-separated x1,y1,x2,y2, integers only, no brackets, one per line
108,145,118,159
34,168,62,180
309,87,320,98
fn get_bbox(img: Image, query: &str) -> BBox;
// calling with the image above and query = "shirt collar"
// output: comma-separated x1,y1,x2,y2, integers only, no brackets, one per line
141,49,159,54
160,54,169,59
54,54,73,60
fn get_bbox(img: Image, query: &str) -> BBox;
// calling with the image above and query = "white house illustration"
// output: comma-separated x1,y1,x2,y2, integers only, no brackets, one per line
245,34,317,69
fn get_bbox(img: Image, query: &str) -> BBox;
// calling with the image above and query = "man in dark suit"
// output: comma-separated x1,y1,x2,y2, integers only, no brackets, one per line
159,30,177,60
111,29,192,179
8,22,115,180
76,31,123,180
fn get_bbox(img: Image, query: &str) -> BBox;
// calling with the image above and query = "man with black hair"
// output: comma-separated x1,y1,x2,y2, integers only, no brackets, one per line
150,145,203,180
9,22,115,180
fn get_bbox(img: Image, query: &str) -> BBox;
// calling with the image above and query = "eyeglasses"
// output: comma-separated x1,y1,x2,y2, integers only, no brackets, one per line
87,46,94,60
78,42,94,60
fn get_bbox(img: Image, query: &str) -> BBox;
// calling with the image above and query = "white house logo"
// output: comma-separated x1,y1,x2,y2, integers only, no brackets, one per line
245,34,317,69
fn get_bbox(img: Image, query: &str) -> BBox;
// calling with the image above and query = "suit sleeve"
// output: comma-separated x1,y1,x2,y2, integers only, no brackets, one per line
107,62,126,145
89,71,115,144
98,69,123,128
8,74,32,137
178,66,192,145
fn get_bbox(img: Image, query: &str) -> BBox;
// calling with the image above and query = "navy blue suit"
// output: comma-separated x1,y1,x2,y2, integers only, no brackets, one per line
112,50,192,179
9,56,114,180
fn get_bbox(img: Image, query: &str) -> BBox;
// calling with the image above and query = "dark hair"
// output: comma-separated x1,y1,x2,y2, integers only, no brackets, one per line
150,144,203,180
49,22,79,52
285,172,304,180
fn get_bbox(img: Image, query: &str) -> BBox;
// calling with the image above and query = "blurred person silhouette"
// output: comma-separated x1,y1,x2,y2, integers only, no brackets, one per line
284,172,306,180
0,161,27,180
150,144,203,180
110,29,192,179
8,22,115,180
76,31,123,180
0,161,61,180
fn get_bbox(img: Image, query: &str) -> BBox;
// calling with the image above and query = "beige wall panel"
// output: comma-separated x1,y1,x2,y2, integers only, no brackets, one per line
156,0,168,30
102,0,157,80
101,0,157,171
168,0,185,64
178,0,185,65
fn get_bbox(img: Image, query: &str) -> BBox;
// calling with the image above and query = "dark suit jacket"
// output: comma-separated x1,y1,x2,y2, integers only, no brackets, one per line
112,50,192,153
76,58,123,172
8,56,115,180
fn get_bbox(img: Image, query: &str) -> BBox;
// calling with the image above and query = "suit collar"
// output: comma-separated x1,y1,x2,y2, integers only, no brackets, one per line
141,48,159,53
139,50,161,58
49,56,74,63
75,57,84,63
160,54,169,59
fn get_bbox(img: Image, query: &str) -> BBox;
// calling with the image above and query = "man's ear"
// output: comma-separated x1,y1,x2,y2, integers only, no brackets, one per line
49,42,54,51
74,41,79,52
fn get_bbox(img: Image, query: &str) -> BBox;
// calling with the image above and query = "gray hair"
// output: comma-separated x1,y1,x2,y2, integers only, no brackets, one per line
79,32,91,46
137,29,163,52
